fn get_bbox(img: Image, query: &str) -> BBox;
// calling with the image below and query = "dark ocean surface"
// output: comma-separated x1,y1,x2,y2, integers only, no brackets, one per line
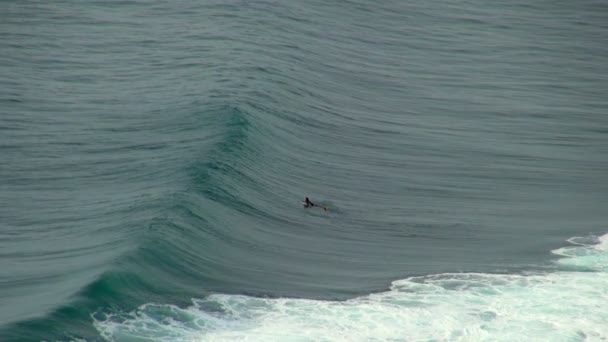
1,0,607,340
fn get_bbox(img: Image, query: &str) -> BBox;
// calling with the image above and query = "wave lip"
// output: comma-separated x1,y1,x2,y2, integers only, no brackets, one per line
93,234,608,341
552,234,608,272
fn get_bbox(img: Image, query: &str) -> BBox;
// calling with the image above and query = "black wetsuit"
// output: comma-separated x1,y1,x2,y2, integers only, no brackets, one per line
304,198,314,208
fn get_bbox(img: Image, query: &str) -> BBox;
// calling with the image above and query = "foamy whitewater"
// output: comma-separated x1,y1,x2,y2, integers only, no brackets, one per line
94,234,608,341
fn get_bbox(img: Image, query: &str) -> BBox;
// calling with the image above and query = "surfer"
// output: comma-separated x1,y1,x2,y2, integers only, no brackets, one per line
304,197,314,208
303,197,328,211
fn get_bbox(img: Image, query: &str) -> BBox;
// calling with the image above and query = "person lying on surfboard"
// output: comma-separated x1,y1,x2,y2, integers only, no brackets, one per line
303,197,328,211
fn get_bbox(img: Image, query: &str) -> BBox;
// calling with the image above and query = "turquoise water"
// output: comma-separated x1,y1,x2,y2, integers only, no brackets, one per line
1,0,607,341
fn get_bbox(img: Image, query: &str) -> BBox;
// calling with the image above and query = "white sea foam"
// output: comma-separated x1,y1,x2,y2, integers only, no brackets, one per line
598,234,608,250
93,234,608,341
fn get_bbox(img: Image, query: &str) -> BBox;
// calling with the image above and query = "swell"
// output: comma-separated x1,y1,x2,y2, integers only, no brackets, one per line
0,101,257,341
1,1,309,335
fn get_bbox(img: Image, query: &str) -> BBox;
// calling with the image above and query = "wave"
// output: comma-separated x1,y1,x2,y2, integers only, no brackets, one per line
4,89,605,340
92,233,608,341
0,102,257,332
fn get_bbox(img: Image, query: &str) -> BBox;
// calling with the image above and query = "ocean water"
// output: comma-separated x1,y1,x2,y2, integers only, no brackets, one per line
1,0,607,341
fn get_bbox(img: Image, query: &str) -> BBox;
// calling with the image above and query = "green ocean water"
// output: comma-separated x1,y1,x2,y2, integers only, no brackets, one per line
1,0,607,340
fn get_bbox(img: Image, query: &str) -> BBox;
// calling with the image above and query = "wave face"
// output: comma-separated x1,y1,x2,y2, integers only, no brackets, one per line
1,0,607,340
